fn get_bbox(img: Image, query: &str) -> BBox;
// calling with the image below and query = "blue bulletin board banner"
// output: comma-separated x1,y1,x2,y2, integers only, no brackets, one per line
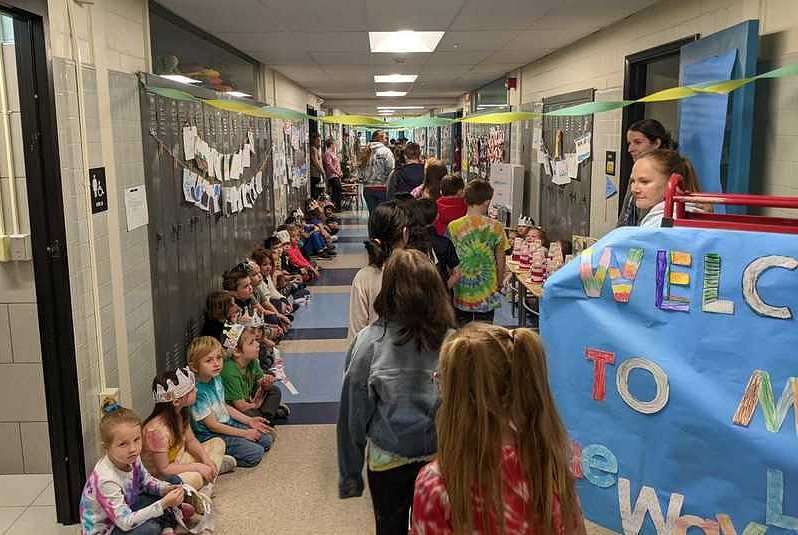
540,227,798,535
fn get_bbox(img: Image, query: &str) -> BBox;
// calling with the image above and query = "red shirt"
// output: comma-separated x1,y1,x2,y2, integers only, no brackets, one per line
434,196,467,236
286,244,312,269
411,446,565,535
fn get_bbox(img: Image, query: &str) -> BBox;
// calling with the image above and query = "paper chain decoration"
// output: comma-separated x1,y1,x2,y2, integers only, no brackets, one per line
147,62,798,126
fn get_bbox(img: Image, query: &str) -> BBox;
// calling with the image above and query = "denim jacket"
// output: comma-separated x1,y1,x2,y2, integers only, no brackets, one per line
337,320,446,498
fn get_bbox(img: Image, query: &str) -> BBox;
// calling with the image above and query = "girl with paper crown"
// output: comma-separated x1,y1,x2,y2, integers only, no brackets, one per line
80,401,186,535
142,367,237,498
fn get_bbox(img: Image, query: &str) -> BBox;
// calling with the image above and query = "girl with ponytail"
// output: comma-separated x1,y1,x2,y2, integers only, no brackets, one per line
412,324,586,535
347,200,409,337
630,149,705,228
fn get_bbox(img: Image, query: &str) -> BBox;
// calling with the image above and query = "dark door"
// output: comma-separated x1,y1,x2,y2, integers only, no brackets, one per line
7,6,85,523
620,36,698,218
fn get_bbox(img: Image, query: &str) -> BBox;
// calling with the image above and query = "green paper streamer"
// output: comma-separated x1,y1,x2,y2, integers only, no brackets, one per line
547,101,633,116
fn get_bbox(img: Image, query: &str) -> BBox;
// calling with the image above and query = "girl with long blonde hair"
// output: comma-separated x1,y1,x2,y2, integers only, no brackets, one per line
412,324,586,535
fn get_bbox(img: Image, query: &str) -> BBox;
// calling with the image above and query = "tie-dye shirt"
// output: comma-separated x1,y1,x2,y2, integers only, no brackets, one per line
191,375,231,436
80,455,169,535
448,215,510,312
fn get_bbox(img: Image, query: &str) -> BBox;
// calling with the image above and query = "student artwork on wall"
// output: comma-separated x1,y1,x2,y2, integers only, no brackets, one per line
540,226,798,534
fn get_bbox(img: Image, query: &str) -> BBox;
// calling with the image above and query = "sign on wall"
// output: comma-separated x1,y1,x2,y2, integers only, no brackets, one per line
89,167,108,214
541,227,798,534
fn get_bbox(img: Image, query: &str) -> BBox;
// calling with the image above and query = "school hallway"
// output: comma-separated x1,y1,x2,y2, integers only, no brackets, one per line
208,212,613,535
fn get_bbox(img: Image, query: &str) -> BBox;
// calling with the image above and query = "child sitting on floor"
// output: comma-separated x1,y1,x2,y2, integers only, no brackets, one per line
188,336,275,468
250,249,295,314
142,367,236,497
281,228,320,281
222,266,286,341
80,402,186,535
200,290,238,342
221,326,290,425
241,261,293,330
264,237,310,301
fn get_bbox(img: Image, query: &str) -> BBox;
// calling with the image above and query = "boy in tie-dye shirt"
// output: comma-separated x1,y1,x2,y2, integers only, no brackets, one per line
448,179,510,326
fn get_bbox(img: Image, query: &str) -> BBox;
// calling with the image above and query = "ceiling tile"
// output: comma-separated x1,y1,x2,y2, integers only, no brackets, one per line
269,65,329,83
450,0,560,31
480,49,555,65
425,50,494,66
436,30,521,52
310,51,372,65
260,0,369,31
365,0,466,31
156,0,271,33
368,53,429,66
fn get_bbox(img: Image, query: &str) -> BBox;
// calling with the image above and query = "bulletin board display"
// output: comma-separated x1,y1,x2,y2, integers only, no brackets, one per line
440,125,452,166
540,88,594,242
464,123,510,181
140,88,275,371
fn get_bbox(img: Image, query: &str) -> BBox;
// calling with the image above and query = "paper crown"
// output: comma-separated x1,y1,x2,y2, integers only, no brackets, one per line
242,310,265,328
222,322,245,350
518,216,535,227
153,367,196,403
276,230,291,244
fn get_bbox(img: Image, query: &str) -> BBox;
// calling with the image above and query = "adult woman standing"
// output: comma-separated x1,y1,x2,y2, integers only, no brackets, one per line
347,200,408,337
309,133,325,199
338,249,456,535
323,138,343,210
618,119,676,226
411,324,586,535
630,149,703,228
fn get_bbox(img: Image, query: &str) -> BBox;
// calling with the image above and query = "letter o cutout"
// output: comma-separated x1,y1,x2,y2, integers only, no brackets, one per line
616,357,670,414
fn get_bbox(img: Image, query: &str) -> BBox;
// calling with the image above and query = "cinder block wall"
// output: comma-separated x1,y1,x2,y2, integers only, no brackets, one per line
517,0,798,237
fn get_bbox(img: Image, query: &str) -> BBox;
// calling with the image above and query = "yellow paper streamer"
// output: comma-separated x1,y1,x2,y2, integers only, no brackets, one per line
462,111,541,124
637,86,698,103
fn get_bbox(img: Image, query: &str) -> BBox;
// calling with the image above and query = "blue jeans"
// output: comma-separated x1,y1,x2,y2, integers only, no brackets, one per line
110,492,174,535
363,187,387,214
301,231,327,256
196,419,272,468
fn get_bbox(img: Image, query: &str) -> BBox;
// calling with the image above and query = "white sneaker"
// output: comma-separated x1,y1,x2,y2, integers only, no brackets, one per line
330,235,338,242
219,454,237,474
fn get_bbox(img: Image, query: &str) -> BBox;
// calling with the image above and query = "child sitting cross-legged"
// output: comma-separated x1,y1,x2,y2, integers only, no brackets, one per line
141,367,237,499
221,325,290,425
80,402,186,535
222,266,286,343
278,228,320,281
250,248,295,315
188,336,275,468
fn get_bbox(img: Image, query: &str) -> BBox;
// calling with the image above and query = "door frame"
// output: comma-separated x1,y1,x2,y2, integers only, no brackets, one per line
2,4,85,524
619,36,699,214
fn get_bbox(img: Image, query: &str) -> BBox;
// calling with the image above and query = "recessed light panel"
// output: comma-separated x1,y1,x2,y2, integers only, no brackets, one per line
377,106,424,110
225,91,252,98
369,31,445,53
376,91,407,97
374,74,418,83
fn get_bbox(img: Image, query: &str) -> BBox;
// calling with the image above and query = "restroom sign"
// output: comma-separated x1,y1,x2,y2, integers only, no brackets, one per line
90,167,108,214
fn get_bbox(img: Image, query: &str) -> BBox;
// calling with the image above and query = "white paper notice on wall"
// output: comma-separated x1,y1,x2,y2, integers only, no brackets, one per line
242,144,251,168
532,123,543,150
552,159,571,185
125,185,149,231
183,126,196,161
566,153,579,179
542,156,553,176
575,133,592,163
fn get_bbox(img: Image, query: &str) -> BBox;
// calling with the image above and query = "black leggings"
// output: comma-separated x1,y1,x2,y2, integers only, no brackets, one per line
367,461,426,535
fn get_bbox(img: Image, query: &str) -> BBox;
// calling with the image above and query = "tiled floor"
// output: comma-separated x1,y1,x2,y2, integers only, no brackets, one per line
0,474,77,534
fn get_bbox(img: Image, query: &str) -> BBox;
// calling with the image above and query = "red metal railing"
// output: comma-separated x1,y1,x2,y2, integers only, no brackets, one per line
663,174,798,234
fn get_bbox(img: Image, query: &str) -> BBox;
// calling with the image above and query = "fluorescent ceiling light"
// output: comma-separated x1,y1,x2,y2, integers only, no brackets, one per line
225,91,252,98
377,111,395,115
477,104,509,108
377,106,424,110
376,91,407,97
161,74,202,85
369,31,445,53
374,74,418,83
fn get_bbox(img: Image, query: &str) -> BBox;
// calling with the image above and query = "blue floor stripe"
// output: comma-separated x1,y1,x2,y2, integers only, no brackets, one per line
316,268,360,286
284,327,349,340
278,351,346,403
333,236,365,243
291,293,351,329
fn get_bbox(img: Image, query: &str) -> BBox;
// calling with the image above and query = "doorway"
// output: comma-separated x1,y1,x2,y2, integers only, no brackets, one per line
1,3,84,524
619,36,698,217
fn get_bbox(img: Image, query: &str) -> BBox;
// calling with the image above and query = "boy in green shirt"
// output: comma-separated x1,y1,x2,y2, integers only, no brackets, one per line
221,326,289,424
